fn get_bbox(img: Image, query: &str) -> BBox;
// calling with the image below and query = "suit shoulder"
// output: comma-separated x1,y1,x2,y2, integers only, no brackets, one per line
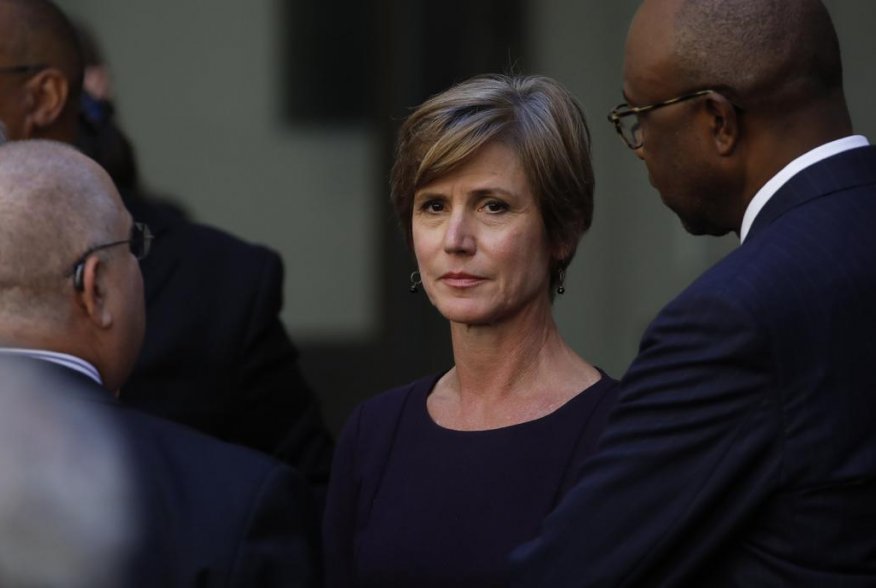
112,405,319,585
118,404,285,478
695,189,874,307
148,220,284,299
170,221,281,263
129,195,277,263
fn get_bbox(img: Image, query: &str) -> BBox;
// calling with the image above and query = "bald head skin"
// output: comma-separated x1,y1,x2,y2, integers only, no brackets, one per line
623,0,852,235
0,0,83,142
0,143,116,304
671,0,843,109
0,140,145,392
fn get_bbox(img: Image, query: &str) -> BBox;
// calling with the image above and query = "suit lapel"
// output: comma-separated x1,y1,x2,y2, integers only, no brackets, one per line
748,145,876,240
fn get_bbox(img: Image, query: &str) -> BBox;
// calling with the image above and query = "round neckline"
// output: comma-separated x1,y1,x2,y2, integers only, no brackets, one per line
419,369,610,434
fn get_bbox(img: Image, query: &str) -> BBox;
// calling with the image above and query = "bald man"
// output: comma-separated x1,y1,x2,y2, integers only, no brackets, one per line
512,0,876,585
0,140,320,586
0,0,334,492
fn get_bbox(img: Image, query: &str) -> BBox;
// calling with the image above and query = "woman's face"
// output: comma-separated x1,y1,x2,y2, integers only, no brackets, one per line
412,141,553,326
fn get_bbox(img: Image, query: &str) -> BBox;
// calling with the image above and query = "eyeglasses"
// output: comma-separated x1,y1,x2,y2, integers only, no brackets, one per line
0,64,47,76
607,89,722,150
71,222,153,291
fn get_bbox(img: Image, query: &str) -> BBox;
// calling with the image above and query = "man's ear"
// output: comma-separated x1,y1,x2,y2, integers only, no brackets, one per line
704,93,741,156
23,68,69,133
77,256,113,329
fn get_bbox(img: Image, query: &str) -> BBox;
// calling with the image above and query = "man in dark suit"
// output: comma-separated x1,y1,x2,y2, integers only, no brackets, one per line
512,0,876,585
0,0,333,490
0,139,321,587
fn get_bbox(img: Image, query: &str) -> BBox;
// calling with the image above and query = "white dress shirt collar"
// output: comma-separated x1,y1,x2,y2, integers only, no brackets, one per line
0,347,103,386
739,135,870,243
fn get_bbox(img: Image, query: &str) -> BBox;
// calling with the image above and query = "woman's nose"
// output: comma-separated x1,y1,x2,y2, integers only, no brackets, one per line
443,210,476,254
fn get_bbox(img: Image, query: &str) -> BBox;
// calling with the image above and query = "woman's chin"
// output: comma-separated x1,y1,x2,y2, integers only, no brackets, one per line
436,302,498,327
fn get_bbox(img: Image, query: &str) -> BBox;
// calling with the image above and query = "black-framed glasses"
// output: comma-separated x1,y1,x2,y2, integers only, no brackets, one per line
70,222,153,291
0,64,47,76
607,89,721,150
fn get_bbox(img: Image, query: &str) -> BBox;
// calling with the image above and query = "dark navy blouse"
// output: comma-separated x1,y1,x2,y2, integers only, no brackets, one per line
324,371,618,587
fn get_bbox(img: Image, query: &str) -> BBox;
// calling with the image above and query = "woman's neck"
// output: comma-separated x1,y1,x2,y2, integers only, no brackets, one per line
429,298,599,430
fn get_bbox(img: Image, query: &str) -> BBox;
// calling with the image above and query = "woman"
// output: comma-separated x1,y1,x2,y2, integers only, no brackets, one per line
324,74,617,587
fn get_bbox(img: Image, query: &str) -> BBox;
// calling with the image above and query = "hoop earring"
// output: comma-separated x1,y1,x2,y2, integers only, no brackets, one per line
556,268,566,295
409,271,422,294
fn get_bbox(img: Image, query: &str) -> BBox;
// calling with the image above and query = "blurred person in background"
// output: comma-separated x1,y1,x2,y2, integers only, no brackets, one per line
0,139,321,587
0,0,334,497
323,74,618,587
74,21,188,220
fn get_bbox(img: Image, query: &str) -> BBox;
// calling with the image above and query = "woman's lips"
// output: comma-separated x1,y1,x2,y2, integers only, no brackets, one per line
440,272,485,288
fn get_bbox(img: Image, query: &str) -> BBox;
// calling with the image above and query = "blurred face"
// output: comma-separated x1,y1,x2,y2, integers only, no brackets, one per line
623,0,733,236
412,141,553,327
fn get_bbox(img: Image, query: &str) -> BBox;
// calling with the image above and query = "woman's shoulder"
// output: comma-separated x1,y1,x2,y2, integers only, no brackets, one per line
336,374,440,448
588,370,620,402
546,370,619,440
556,369,618,414
577,370,620,421
357,373,440,421
332,373,441,482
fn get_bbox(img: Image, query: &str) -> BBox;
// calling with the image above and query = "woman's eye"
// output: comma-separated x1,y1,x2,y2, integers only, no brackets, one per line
418,199,444,212
483,200,508,213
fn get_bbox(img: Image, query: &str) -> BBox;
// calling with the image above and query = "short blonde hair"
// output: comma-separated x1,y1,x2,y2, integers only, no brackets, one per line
390,74,594,286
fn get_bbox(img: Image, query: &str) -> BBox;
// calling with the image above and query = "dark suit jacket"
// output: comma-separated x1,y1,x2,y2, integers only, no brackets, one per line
0,356,321,587
511,145,876,586
120,196,334,491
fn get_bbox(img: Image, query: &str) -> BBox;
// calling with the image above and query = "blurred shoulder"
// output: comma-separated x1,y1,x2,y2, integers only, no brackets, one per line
164,219,281,266
128,195,280,268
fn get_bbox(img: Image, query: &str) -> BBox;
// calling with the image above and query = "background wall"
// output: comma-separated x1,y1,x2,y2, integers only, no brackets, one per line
55,0,876,432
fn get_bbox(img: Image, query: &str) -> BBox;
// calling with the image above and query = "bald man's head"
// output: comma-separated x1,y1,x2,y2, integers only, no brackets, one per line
0,0,83,141
0,140,118,322
0,140,146,396
670,0,842,109
622,0,853,235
